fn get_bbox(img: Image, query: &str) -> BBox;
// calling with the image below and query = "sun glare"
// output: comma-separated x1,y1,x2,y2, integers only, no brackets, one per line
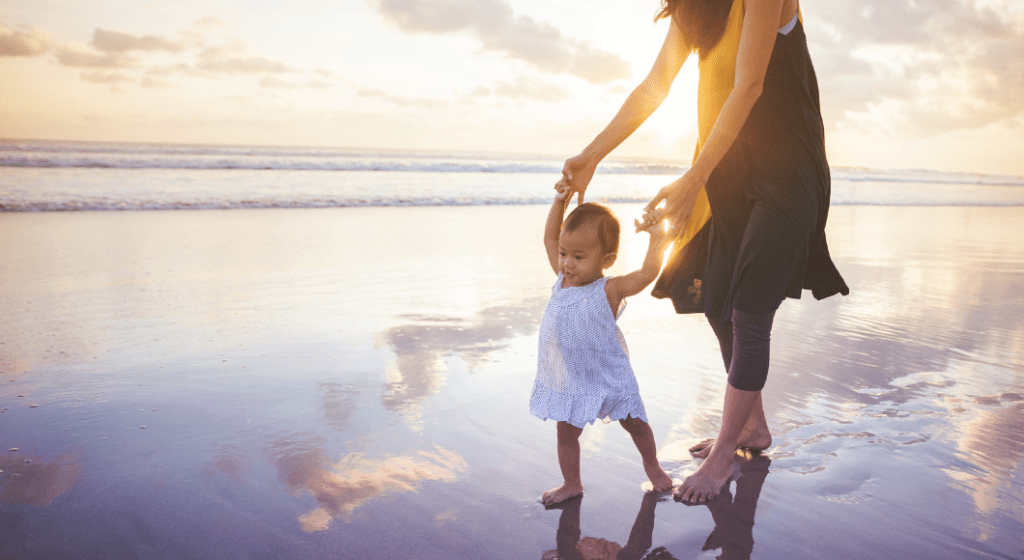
645,59,700,149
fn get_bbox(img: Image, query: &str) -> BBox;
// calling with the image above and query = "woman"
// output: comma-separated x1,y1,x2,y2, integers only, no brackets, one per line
557,0,849,502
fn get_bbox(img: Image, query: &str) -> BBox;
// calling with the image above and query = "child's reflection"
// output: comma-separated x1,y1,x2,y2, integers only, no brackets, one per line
542,454,770,560
543,491,666,560
680,454,772,560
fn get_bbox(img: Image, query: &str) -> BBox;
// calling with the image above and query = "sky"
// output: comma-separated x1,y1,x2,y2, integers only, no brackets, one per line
2,0,1023,174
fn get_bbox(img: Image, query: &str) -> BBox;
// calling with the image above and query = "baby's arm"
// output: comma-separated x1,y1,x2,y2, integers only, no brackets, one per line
605,214,670,303
544,181,573,275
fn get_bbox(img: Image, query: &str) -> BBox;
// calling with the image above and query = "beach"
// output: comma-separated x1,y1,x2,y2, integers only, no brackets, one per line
1,203,1022,559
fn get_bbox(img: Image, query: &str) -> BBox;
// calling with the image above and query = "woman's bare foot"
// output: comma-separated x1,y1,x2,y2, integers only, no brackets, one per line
542,481,584,506
689,430,772,458
645,462,674,493
673,452,733,502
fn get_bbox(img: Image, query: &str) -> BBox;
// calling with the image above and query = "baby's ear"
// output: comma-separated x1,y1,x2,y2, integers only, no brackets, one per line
602,252,617,269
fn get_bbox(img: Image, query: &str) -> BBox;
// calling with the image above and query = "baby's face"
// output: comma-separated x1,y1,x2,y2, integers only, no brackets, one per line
558,222,612,288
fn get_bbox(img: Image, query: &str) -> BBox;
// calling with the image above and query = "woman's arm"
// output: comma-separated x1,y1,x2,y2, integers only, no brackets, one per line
560,22,689,205
642,0,788,227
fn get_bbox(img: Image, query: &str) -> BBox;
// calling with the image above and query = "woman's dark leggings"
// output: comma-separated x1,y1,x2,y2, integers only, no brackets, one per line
707,309,776,392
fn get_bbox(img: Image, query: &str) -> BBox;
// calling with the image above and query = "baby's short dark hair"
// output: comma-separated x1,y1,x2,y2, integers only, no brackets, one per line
563,203,620,255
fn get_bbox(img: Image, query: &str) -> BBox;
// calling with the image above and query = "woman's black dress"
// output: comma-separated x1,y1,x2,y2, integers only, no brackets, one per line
654,19,849,322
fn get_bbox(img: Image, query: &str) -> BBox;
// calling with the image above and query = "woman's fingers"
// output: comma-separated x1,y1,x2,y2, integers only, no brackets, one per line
665,197,693,225
643,196,661,214
645,184,674,213
561,158,578,186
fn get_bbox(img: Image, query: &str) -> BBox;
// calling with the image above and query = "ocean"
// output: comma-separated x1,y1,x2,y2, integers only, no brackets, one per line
2,139,1023,211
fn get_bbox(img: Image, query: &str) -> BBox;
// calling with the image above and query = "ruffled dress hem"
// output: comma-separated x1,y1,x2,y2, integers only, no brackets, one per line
530,384,648,429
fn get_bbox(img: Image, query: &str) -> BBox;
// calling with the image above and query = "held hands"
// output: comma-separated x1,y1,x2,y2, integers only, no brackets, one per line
637,170,704,233
554,177,573,202
558,153,598,206
634,208,671,249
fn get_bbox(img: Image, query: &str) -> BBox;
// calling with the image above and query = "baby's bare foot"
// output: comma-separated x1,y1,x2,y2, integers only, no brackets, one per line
541,482,584,506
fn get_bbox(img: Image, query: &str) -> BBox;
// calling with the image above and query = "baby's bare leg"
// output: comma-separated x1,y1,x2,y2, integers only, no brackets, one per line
542,421,585,505
619,416,674,492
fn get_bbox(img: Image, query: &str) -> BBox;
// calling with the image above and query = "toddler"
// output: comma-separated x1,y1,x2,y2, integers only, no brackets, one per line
530,187,674,505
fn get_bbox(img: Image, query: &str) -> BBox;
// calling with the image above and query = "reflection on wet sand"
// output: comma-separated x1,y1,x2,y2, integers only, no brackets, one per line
268,439,467,532
252,300,535,535
379,300,543,416
318,382,361,432
946,394,1024,536
543,493,661,560
543,455,770,560
886,369,1024,528
0,448,82,506
203,445,248,483
682,454,771,560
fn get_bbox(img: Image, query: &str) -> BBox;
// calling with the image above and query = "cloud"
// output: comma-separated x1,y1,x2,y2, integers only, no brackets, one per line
80,70,135,84
193,17,228,31
55,46,139,68
807,0,1024,135
378,300,543,415
375,0,631,84
146,62,204,77
91,28,186,53
0,449,82,506
0,22,48,57
358,88,448,109
196,42,291,74
269,439,466,531
140,75,175,88
474,77,569,102
258,76,333,90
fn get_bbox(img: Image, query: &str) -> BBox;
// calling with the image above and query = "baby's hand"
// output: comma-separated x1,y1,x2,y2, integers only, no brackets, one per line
554,176,572,202
635,208,672,247
635,206,665,233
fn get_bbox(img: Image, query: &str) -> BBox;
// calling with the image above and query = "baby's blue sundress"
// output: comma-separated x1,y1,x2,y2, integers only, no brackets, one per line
530,274,648,429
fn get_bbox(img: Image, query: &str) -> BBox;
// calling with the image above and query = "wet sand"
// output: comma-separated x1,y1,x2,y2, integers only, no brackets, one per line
1,205,1022,559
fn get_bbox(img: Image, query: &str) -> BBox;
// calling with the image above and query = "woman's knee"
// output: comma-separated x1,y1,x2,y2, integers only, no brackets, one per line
726,309,775,392
707,314,734,371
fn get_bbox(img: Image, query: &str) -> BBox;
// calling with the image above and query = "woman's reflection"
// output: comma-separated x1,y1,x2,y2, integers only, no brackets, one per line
541,454,770,560
680,453,771,560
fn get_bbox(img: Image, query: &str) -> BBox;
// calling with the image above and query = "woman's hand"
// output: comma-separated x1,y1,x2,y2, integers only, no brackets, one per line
559,152,598,205
638,170,704,232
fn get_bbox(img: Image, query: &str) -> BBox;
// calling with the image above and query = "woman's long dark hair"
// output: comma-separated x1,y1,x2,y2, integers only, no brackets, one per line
655,0,735,55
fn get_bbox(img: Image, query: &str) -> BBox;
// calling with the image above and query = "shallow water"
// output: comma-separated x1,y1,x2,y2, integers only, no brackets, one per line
1,205,1022,558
